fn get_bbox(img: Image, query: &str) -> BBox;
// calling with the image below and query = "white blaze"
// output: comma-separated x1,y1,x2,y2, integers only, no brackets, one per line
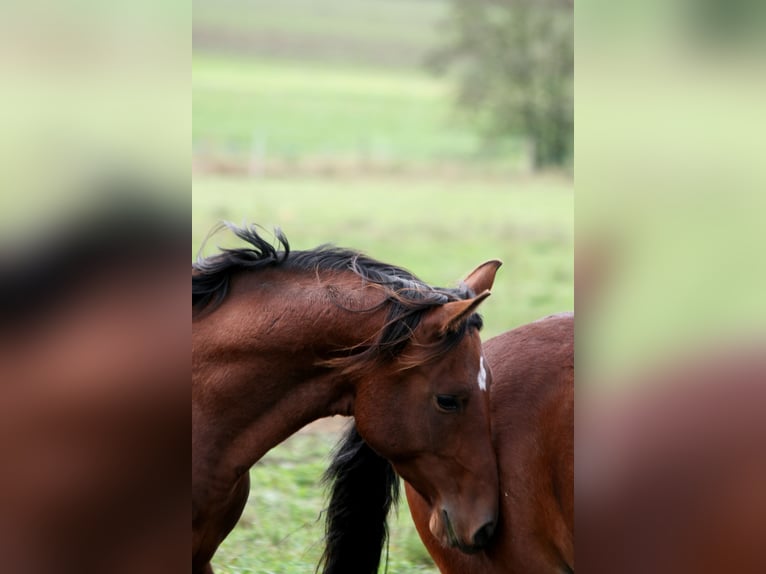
478,356,487,391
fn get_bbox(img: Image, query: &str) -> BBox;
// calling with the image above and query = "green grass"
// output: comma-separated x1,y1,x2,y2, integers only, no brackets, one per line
193,0,531,170
193,54,527,167
213,429,440,574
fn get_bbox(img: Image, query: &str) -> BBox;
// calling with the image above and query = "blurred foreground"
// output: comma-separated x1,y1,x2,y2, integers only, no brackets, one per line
578,0,766,571
0,2,187,571
0,194,188,573
578,344,766,573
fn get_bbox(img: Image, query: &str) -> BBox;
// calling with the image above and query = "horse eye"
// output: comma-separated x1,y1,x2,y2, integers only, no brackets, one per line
435,394,461,413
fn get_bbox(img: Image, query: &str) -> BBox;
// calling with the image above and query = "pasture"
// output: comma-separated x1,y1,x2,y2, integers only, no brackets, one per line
193,0,529,171
193,54,528,172
194,1,571,571
192,175,572,573
209,426,439,573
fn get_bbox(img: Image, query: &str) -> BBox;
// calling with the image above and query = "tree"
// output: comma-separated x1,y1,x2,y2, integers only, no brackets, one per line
435,0,573,169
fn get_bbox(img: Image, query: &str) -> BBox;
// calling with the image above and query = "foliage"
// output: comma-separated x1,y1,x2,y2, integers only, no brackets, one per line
435,0,573,169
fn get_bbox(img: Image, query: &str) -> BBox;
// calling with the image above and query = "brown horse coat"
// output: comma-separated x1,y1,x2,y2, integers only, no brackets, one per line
407,313,574,573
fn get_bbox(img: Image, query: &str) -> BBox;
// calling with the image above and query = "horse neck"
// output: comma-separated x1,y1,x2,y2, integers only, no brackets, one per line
193,269,387,470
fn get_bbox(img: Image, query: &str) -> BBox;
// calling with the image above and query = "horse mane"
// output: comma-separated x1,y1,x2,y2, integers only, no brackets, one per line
318,423,400,574
192,222,291,312
193,223,483,370
194,224,485,570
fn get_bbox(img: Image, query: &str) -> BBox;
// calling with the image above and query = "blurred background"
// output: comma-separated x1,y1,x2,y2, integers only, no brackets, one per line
192,0,574,331
0,3,187,570
192,0,572,571
2,0,763,570
0,1,187,234
577,1,766,572
577,0,766,378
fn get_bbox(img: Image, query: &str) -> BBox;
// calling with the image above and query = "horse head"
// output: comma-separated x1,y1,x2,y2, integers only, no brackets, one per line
353,260,501,553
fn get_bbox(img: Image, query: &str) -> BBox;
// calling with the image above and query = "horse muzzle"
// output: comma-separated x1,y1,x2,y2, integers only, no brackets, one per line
429,507,497,554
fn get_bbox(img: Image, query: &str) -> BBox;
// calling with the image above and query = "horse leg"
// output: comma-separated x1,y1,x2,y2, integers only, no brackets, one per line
193,473,251,574
217,472,252,548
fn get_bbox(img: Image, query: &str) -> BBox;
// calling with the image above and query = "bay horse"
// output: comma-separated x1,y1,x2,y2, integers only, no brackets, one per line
407,313,574,573
321,313,574,574
192,224,501,574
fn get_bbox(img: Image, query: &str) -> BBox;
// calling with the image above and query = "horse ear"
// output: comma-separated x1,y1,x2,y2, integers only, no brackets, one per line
462,260,502,294
432,290,491,336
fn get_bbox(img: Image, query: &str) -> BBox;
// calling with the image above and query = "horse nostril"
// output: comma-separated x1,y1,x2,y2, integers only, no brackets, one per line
472,520,496,548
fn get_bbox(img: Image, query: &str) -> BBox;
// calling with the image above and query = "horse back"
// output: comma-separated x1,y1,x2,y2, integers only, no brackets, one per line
485,313,574,573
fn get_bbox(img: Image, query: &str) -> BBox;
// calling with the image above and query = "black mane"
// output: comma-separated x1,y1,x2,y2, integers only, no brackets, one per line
193,223,483,367
192,223,290,312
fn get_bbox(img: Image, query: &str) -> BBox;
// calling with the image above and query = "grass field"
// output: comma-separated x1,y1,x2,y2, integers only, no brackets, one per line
193,173,572,572
212,426,441,574
193,54,528,170
194,1,571,571
193,0,529,171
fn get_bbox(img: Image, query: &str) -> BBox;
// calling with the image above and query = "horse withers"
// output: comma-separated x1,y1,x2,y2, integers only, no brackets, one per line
192,225,501,573
406,313,575,573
